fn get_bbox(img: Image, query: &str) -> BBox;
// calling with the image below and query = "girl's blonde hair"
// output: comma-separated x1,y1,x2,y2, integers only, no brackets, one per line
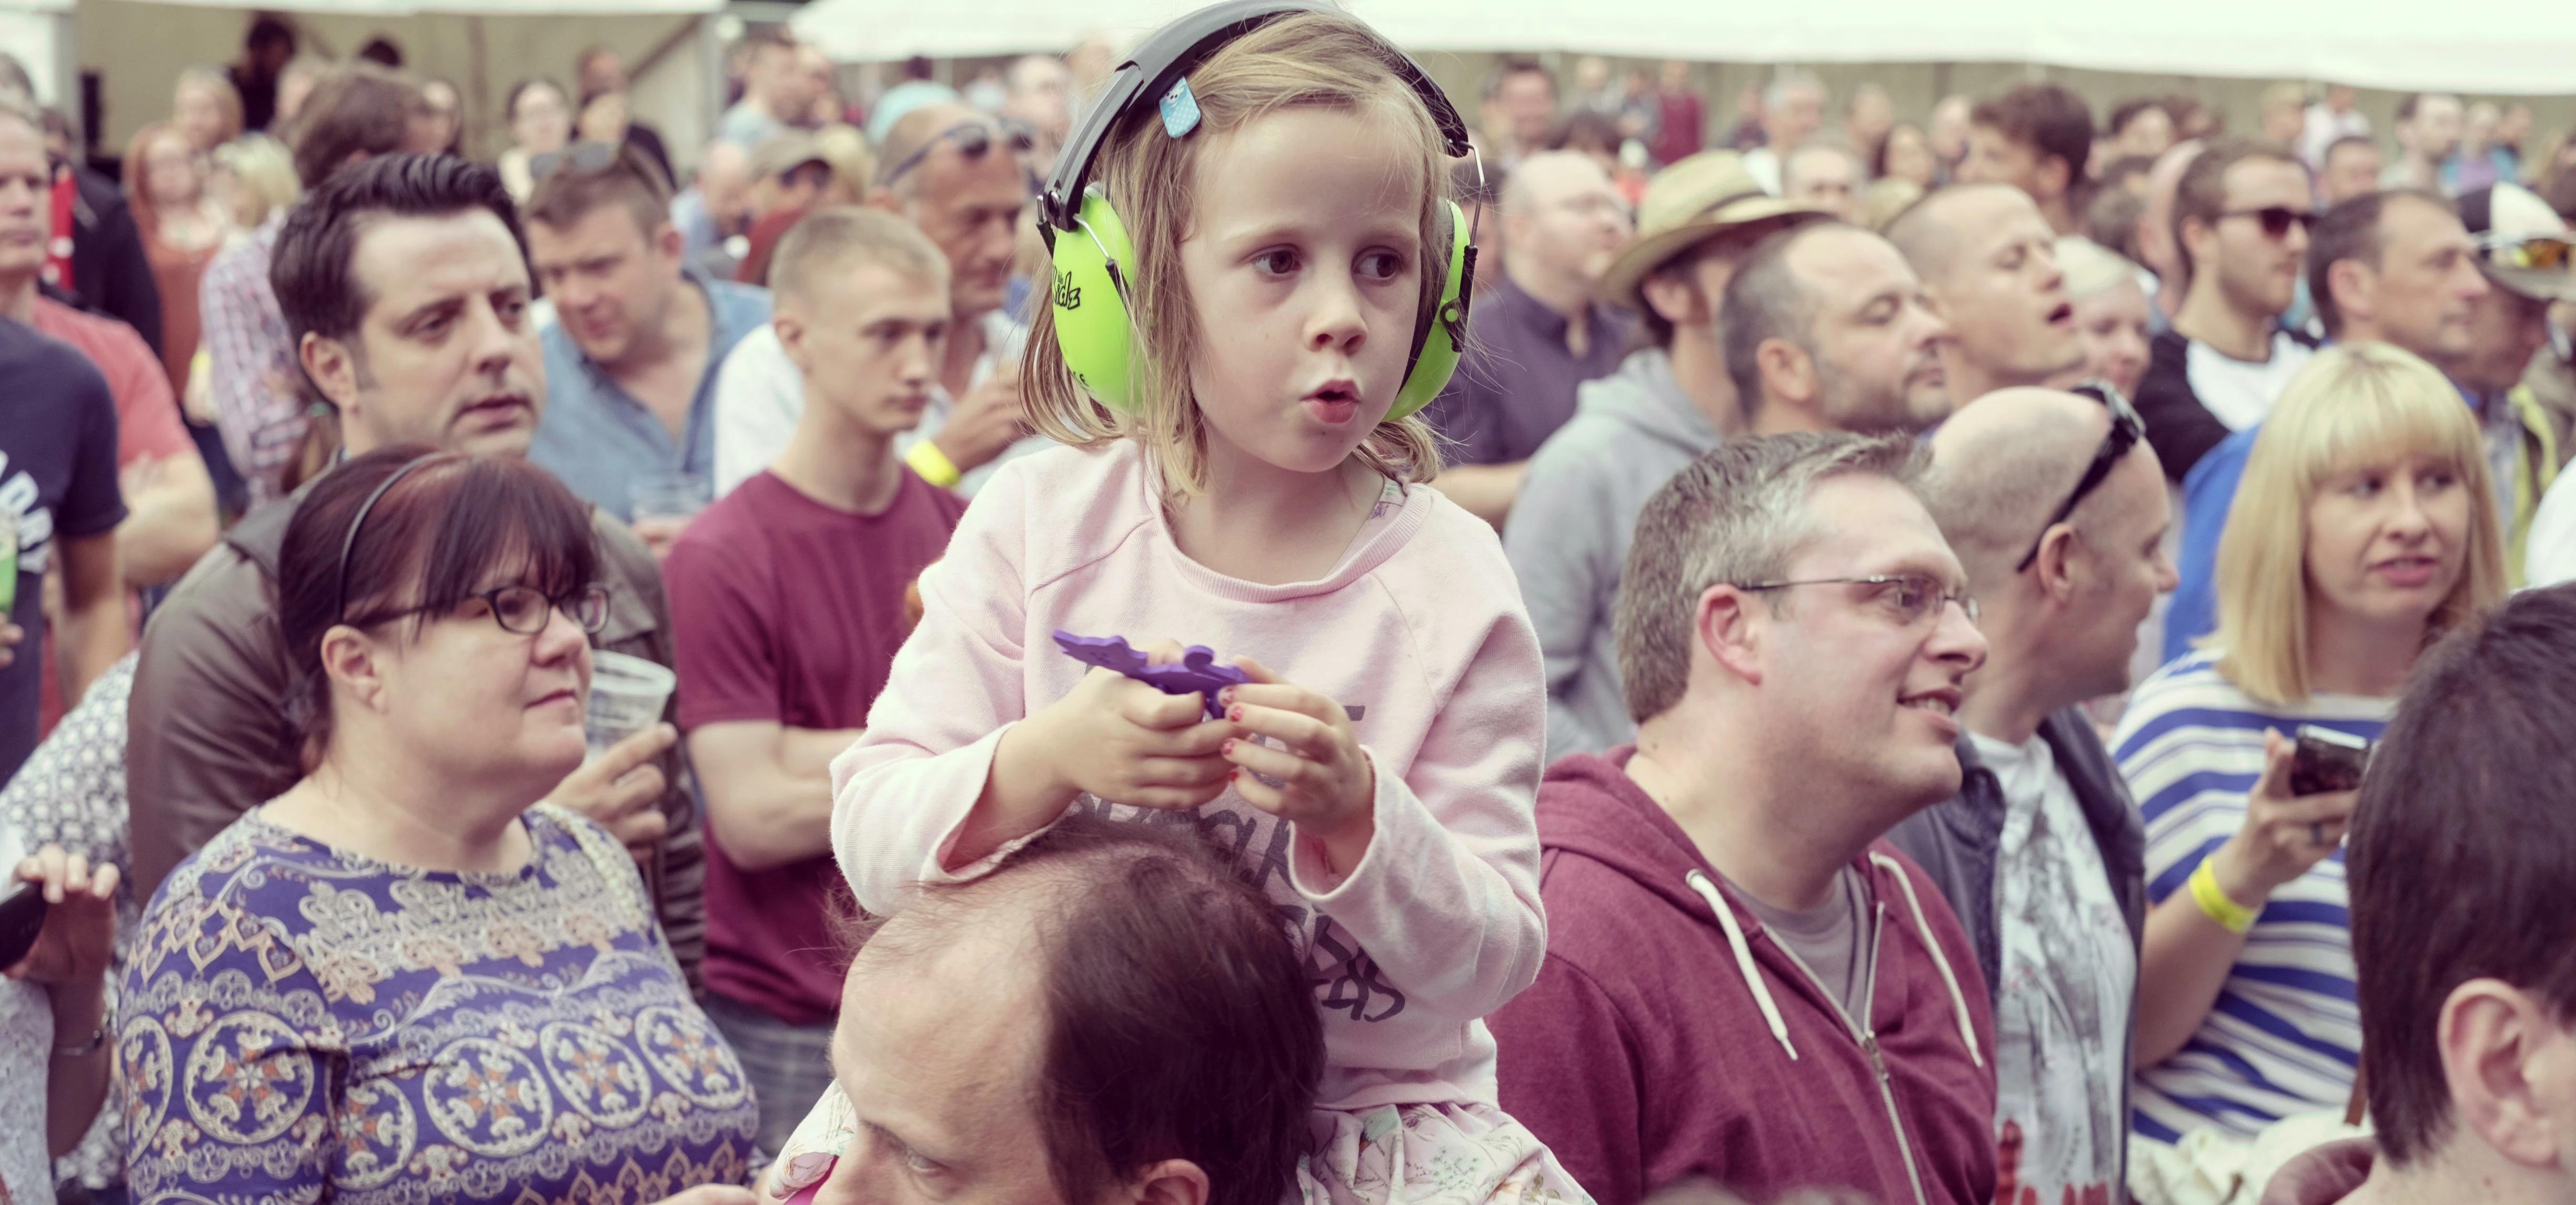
214,134,301,229
1021,11,1450,497
2211,341,2507,704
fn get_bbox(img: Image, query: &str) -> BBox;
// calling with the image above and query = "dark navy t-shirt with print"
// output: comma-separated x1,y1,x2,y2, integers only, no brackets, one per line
0,318,126,783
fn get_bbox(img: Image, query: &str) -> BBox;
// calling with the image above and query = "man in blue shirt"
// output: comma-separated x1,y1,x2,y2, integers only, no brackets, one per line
524,142,769,549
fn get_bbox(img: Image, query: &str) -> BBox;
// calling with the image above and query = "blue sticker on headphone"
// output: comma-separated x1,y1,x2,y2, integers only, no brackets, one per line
1159,77,1202,138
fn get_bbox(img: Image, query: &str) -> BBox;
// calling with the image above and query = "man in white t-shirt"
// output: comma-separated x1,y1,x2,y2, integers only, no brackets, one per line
1889,386,2177,1205
2131,139,2318,486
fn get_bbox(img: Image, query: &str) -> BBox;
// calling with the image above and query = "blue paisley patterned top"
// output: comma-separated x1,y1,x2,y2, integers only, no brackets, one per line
118,803,758,1204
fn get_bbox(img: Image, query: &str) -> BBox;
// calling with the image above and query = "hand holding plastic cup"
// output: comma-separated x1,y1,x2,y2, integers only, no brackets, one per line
586,649,677,762
630,472,710,563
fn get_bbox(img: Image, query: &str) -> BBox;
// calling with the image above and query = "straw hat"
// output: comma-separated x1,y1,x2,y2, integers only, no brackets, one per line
1601,150,1827,314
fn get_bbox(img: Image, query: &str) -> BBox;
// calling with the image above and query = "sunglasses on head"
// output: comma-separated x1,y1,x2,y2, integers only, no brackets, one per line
530,139,628,185
2480,233,2576,273
877,119,1037,187
2015,380,2144,573
2222,205,2318,240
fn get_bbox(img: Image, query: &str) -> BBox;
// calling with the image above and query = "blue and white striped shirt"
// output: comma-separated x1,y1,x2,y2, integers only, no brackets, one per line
2114,651,2393,1143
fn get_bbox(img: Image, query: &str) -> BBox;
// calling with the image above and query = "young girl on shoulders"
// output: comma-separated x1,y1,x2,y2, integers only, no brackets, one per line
773,5,1585,1203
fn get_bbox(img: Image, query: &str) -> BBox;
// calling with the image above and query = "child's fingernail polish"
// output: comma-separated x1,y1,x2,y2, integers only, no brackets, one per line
1223,739,1237,755
1228,706,1244,721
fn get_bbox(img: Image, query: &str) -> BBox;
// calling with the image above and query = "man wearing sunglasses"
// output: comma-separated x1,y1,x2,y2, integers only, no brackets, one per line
1491,432,1998,1205
714,105,1045,498
128,153,709,984
1890,385,2176,1205
2132,139,2319,485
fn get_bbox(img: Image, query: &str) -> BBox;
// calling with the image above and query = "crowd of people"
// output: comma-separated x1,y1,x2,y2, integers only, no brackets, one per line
2,6,2574,1205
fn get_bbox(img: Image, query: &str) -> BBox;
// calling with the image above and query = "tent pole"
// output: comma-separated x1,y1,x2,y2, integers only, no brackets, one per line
467,15,490,162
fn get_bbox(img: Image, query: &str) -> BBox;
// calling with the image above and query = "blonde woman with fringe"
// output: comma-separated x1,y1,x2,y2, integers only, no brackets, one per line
769,7,1583,1205
2112,342,2507,1147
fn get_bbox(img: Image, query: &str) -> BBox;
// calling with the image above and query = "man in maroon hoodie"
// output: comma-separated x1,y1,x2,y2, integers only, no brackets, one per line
2262,584,2576,1205
1489,431,1998,1205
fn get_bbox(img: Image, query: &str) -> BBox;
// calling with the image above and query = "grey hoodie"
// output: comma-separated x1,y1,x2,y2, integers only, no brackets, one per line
1504,348,1722,761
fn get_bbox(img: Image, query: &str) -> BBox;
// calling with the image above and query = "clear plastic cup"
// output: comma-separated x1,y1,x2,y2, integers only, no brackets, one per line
586,649,676,761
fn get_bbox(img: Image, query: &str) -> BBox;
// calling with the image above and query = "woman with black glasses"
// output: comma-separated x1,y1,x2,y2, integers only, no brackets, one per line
119,449,758,1205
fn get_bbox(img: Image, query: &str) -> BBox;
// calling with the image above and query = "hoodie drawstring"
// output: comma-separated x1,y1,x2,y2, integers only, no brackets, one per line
1869,852,1984,1069
1687,869,1798,1061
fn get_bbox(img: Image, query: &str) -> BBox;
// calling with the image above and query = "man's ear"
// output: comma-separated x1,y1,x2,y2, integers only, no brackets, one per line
773,309,812,373
653,219,686,264
300,330,360,413
2178,215,2215,271
2037,154,2072,200
1639,270,1707,331
2439,978,2573,1171
1694,583,1767,687
2031,523,2084,602
318,623,394,717
1124,1160,1209,1205
1756,337,1818,409
2327,259,2376,329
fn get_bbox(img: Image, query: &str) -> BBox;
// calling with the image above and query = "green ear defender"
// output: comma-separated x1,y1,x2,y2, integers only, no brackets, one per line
1037,1,1480,421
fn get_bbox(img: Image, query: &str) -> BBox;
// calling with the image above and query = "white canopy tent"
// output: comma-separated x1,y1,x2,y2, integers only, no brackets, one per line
0,0,76,114
792,0,2576,96
73,0,724,165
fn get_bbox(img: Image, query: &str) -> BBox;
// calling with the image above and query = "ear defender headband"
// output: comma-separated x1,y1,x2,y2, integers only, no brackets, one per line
1037,0,1479,419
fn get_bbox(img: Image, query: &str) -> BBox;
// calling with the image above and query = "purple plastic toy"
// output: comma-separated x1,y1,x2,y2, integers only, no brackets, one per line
1054,630,1251,718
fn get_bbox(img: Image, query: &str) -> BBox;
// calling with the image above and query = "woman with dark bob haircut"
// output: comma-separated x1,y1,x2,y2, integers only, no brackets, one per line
119,448,760,1205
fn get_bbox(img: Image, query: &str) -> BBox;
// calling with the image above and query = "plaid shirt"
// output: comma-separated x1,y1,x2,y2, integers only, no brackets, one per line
198,213,304,507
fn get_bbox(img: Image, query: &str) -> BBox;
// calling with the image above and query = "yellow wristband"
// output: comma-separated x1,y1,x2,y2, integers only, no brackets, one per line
2188,858,2260,933
906,440,962,489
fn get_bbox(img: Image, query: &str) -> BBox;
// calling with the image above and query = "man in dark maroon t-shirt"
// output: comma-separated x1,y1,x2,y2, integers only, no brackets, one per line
662,207,963,1153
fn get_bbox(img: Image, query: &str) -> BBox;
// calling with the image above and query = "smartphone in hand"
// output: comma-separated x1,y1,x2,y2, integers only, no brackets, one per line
2290,725,2371,796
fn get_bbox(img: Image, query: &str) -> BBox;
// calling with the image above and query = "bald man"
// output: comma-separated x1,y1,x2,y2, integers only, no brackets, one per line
712,104,1043,498
1887,184,2086,408
1888,387,2175,1205
1424,150,1636,525
678,140,756,272
764,810,1322,1203
1722,220,1954,436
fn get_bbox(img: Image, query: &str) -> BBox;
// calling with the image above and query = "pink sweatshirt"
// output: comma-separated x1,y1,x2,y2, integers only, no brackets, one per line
830,441,1547,1111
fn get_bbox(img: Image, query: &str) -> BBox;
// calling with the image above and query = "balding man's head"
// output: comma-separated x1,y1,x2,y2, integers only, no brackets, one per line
1926,388,2116,579
871,102,1030,317
695,140,753,229
1923,386,2174,699
1722,222,1951,434
1886,184,2082,400
824,813,1320,1205
1502,149,1631,294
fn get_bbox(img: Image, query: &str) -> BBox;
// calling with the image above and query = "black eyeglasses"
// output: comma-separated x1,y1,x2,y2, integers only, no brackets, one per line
354,584,613,637
2014,380,2144,572
1733,574,1981,627
877,119,1036,187
2221,206,2319,240
333,453,609,639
